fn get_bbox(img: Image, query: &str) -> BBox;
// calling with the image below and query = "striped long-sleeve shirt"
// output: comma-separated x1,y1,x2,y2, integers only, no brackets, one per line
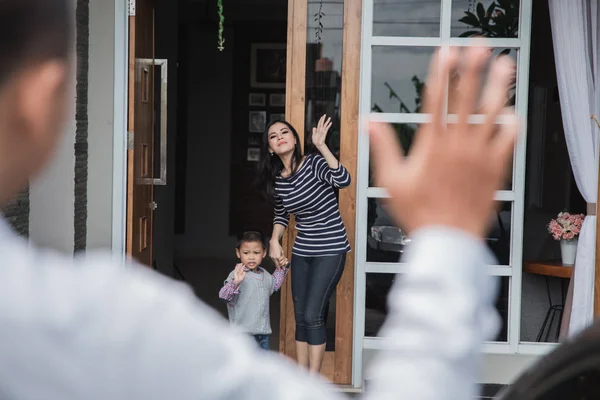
273,153,351,257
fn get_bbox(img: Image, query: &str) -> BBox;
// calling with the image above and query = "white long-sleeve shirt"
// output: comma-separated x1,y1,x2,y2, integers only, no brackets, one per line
0,218,498,399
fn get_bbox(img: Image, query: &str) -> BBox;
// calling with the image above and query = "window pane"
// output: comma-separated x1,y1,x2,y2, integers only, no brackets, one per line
451,0,520,38
365,274,510,341
304,0,344,157
371,46,434,113
366,199,512,265
365,273,399,337
366,198,410,262
373,0,442,37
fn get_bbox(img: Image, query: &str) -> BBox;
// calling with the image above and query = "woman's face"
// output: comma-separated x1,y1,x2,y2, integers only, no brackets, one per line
268,122,296,156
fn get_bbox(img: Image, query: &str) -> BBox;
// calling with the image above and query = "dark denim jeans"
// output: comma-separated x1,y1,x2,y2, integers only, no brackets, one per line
291,253,346,345
253,334,270,350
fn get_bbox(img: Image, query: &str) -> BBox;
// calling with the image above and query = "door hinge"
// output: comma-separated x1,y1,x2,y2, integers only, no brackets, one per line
128,0,136,16
127,131,134,150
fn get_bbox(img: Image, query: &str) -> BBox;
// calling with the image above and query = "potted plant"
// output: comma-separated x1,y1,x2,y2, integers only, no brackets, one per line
547,212,585,265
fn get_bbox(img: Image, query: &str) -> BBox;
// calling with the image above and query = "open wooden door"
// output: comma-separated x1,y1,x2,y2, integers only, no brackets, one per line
126,0,156,266
279,0,362,385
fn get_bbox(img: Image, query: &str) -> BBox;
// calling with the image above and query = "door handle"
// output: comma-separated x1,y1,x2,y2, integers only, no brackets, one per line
149,201,158,211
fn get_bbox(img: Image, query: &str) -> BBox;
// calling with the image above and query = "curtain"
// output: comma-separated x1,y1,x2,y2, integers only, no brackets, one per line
549,0,599,338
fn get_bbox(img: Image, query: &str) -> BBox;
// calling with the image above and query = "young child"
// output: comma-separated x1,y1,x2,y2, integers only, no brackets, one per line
219,231,289,350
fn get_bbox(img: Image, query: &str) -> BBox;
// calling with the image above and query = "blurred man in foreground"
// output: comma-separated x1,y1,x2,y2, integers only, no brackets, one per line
0,1,518,398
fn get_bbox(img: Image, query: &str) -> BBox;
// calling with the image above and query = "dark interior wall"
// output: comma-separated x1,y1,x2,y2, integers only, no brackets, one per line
153,0,179,277
173,0,287,260
175,22,237,259
228,23,287,237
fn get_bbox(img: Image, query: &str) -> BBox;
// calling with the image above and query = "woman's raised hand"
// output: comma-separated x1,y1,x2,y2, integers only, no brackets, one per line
312,114,332,149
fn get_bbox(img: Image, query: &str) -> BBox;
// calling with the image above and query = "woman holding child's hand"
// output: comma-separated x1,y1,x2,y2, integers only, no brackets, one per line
257,114,351,374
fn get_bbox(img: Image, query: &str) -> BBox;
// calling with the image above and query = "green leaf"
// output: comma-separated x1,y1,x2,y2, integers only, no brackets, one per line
459,30,482,37
459,11,480,27
476,3,486,20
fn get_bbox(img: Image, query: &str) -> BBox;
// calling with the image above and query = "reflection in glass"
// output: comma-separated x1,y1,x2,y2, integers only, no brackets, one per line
304,0,345,352
371,47,434,113
451,0,520,38
373,0,441,37
366,199,512,265
365,274,510,341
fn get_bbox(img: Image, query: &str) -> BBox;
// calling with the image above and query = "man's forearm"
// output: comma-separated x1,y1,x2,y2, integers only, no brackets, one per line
366,227,500,400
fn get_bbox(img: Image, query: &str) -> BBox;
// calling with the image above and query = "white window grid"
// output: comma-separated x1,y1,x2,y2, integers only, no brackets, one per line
352,0,548,387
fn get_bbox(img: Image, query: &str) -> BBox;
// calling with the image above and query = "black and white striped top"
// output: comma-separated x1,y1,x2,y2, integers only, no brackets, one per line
273,153,351,257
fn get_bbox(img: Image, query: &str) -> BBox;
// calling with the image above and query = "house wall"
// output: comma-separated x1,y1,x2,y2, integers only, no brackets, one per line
86,0,116,251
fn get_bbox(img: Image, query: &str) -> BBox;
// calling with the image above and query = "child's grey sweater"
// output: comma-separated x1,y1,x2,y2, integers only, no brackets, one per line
224,268,276,335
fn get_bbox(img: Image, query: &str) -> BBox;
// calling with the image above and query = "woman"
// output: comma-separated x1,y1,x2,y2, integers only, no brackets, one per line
257,114,351,373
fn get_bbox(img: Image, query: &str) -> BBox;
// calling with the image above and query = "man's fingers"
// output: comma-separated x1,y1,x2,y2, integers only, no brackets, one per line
424,48,458,130
421,50,440,115
491,114,519,172
455,45,489,129
480,55,516,138
369,122,405,188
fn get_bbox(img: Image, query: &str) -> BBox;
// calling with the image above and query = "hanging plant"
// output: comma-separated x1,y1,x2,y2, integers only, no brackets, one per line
314,1,324,43
217,0,225,51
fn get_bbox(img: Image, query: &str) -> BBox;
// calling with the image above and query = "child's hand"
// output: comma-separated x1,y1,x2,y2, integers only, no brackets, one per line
233,263,246,287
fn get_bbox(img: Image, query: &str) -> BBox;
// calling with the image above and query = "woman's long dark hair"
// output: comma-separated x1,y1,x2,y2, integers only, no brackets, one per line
256,120,303,201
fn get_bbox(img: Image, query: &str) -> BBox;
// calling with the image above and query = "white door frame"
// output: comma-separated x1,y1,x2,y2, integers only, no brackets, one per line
111,0,129,263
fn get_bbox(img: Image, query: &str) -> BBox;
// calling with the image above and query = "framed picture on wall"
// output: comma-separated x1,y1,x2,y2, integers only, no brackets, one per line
250,43,286,88
269,93,285,107
269,113,286,124
249,93,266,106
248,134,261,146
247,148,260,162
249,111,267,133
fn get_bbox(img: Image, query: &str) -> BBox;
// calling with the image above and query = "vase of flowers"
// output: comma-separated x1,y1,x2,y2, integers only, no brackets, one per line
548,212,584,265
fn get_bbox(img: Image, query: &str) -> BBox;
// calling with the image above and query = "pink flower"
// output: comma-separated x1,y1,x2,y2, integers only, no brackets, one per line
566,232,575,240
548,212,584,241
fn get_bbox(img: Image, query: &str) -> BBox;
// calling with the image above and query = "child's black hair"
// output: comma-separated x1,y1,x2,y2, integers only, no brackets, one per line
236,231,266,249
0,0,71,87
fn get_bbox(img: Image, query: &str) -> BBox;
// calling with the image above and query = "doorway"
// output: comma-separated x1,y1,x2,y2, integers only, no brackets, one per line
126,0,361,386
150,0,289,351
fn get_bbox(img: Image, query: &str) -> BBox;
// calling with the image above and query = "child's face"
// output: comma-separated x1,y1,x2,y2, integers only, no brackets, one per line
236,241,266,271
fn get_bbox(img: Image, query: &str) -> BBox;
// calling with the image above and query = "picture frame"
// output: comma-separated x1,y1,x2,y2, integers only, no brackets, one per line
247,148,261,162
250,43,286,89
248,134,261,146
269,113,286,124
249,111,267,133
269,93,285,107
248,93,266,107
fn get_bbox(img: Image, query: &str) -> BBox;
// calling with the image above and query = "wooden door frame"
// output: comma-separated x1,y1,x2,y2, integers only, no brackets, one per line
279,0,362,385
126,0,156,265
